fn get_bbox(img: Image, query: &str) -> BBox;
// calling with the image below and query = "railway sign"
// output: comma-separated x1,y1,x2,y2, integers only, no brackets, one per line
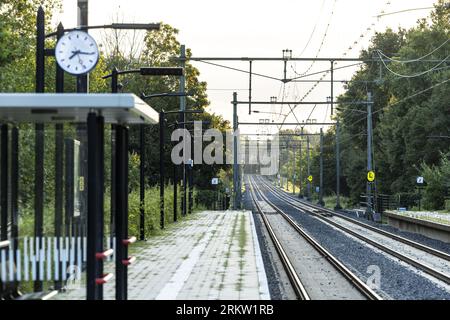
416,176,424,184
307,175,313,182
367,170,376,182
211,177,219,185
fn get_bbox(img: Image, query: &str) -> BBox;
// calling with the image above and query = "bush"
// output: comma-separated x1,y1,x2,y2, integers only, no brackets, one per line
420,152,450,210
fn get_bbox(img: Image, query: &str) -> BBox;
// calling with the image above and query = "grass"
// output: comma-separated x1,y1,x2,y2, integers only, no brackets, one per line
279,180,301,194
218,214,239,292
394,210,450,226
322,195,352,210
236,214,247,292
238,215,247,258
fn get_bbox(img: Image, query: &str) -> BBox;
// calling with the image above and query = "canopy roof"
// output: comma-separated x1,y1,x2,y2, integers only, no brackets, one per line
0,93,158,124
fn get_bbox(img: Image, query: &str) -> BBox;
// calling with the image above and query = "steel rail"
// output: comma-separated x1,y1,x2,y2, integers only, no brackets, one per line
262,177,450,262
250,176,381,300
248,180,310,300
257,177,450,285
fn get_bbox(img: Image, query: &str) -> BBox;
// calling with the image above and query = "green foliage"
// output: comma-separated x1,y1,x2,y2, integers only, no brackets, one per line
420,152,450,210
0,0,60,67
332,2,450,204
0,6,232,237
102,22,231,187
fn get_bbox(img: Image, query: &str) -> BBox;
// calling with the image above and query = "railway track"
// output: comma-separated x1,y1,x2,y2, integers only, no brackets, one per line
247,176,381,300
255,175,450,286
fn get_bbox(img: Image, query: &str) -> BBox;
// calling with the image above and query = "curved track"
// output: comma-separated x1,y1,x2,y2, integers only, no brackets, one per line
248,176,381,300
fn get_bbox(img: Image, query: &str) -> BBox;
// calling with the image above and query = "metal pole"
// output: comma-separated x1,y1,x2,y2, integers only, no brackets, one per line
36,6,45,93
318,128,324,206
11,127,19,293
0,125,7,242
109,72,119,255
366,92,373,219
86,112,104,300
34,6,45,293
111,68,118,244
307,135,311,201
330,60,334,115
159,112,165,229
77,0,89,93
54,22,65,290
173,127,178,222
335,120,342,210
298,136,303,198
77,1,88,246
233,92,239,210
293,142,296,195
140,124,146,234
248,61,252,115
179,45,187,216
115,124,129,300
54,125,64,290
285,145,289,191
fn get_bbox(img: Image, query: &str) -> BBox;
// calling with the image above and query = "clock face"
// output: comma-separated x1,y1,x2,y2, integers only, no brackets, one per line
55,30,99,75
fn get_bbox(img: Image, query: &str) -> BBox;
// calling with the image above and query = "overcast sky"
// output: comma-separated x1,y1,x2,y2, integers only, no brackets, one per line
53,0,438,134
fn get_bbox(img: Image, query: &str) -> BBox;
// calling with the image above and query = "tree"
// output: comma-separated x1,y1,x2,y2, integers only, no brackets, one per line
101,23,231,188
335,1,449,204
377,1,450,194
0,1,60,67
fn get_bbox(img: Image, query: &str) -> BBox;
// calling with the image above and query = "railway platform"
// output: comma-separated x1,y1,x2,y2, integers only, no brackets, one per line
54,210,270,300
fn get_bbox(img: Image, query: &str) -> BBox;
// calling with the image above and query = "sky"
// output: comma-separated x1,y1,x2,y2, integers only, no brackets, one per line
53,0,439,134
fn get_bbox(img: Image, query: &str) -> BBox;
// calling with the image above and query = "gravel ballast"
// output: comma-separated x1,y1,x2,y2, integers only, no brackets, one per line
242,189,286,300
252,176,450,300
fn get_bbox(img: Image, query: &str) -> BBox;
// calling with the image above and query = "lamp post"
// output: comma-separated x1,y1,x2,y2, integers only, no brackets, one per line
104,67,184,237
158,111,204,228
169,121,210,215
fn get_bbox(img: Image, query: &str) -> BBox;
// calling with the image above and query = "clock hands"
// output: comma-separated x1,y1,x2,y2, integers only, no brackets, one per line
69,50,80,60
78,51,96,55
69,50,95,60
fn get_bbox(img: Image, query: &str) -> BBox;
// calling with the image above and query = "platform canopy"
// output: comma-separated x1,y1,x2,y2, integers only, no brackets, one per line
0,93,159,124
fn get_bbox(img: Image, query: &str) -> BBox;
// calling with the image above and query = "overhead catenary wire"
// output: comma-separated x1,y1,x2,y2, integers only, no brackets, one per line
282,77,450,153
293,0,338,77
281,1,393,127
338,77,450,131
377,51,450,78
290,62,364,81
282,38,448,126
195,60,281,81
298,0,327,57
376,38,450,63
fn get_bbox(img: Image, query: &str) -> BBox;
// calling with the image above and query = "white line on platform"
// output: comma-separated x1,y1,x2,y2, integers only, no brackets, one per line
155,219,215,300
